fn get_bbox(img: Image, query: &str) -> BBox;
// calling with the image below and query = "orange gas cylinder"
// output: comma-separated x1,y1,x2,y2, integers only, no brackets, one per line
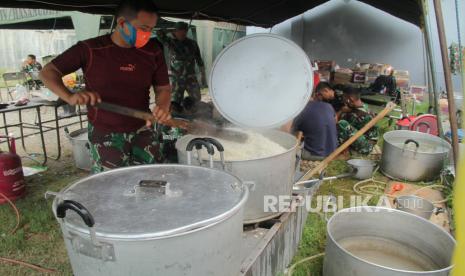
0,136,25,204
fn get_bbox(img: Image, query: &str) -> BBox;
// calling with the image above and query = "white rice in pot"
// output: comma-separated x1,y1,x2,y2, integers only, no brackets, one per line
180,131,287,161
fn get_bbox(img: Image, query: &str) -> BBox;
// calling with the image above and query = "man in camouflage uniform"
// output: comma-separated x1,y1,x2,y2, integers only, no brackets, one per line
331,87,379,155
157,22,206,112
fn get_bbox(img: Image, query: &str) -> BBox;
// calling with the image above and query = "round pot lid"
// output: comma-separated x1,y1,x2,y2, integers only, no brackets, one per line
209,33,313,128
54,165,247,239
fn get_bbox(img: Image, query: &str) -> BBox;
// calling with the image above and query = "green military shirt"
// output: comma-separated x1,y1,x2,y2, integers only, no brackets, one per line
157,34,204,76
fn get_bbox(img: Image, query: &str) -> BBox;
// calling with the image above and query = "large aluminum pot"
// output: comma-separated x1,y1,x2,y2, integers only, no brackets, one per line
323,206,455,276
380,130,451,181
49,165,248,276
176,129,297,224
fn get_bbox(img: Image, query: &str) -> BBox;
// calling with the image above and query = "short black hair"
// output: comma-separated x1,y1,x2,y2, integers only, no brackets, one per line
343,86,361,98
315,82,332,94
27,54,36,60
116,0,159,19
175,21,189,31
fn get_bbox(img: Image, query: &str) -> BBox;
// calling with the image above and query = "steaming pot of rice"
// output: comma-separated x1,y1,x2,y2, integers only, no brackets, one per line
176,129,298,224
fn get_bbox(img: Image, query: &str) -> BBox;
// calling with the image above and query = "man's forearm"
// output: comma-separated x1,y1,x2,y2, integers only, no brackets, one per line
155,85,171,111
39,63,73,103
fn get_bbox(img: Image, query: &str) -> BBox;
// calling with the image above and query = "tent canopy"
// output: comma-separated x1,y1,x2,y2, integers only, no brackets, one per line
0,0,423,28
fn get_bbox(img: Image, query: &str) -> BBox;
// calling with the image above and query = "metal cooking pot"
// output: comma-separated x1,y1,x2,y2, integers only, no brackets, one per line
47,165,248,276
380,130,451,182
64,127,91,171
176,129,297,224
347,159,375,180
394,195,444,220
323,206,455,276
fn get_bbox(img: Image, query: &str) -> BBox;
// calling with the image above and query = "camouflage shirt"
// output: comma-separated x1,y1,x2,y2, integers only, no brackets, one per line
157,34,204,74
22,62,42,73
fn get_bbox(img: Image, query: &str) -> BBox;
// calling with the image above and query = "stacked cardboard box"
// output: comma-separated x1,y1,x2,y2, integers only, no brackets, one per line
352,71,366,83
394,70,410,89
315,60,336,71
365,70,380,84
315,60,335,83
332,68,353,85
317,70,331,82
410,85,426,102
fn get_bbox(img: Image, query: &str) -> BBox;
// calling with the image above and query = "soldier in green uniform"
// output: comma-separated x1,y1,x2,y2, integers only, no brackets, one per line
331,86,379,155
157,22,206,113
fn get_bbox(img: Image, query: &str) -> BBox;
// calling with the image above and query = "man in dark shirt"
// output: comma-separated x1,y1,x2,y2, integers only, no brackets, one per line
40,0,171,173
293,82,338,161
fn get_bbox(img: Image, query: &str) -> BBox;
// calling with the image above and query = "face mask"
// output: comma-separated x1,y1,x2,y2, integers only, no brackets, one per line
119,21,151,48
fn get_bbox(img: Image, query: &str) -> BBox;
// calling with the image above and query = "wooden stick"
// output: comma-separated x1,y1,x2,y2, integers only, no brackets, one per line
298,102,397,182
0,257,57,274
296,131,303,147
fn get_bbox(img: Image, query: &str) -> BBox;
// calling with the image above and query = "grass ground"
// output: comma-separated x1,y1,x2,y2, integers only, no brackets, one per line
0,97,448,275
288,100,447,276
0,158,85,275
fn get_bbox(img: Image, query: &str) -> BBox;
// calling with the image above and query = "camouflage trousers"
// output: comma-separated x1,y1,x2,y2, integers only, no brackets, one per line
170,72,201,104
337,113,379,155
88,124,165,174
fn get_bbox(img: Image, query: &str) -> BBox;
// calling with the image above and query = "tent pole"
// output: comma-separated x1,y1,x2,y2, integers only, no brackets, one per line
423,28,434,106
433,0,460,167
422,0,443,136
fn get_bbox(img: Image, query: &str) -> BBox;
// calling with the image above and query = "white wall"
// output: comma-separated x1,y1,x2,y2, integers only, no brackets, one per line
248,0,465,93
0,29,77,70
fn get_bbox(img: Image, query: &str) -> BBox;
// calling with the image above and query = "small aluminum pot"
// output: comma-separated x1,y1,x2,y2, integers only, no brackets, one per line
394,195,444,220
347,159,376,180
64,127,91,171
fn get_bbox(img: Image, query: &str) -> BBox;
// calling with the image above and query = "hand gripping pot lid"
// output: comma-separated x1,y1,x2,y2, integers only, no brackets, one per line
54,165,247,239
209,33,313,128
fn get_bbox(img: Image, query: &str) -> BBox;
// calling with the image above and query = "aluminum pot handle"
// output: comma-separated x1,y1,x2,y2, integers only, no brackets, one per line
186,138,215,155
56,200,95,228
403,139,419,154
202,137,226,170
434,207,444,215
393,198,400,208
185,138,215,167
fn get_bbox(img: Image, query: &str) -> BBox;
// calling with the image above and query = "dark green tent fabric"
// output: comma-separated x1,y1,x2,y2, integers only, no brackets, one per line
0,0,422,28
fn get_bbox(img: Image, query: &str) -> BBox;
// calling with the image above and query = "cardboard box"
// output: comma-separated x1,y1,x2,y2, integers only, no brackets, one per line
332,68,353,85
352,71,366,83
365,69,380,84
316,60,336,72
410,85,427,101
394,70,410,89
317,70,331,82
